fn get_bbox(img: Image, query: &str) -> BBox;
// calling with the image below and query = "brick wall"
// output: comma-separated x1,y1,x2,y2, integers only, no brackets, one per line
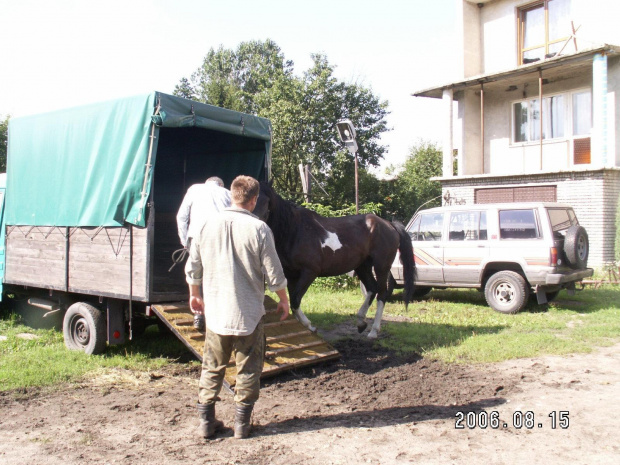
439,169,620,268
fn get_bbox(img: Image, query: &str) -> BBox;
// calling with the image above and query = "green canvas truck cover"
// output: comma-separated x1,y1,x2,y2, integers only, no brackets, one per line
5,92,272,228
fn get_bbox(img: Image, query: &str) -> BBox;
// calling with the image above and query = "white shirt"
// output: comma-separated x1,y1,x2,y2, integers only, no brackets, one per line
176,180,231,247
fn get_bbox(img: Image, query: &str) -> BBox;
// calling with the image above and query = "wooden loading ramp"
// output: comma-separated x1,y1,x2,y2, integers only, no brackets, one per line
149,296,340,387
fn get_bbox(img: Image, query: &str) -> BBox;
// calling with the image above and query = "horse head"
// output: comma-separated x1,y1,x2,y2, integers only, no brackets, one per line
254,180,274,223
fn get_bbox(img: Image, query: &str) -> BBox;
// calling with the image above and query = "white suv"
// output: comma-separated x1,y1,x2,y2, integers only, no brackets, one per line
391,202,593,314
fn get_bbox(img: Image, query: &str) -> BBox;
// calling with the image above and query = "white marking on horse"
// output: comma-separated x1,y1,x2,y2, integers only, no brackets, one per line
316,225,342,253
321,231,342,252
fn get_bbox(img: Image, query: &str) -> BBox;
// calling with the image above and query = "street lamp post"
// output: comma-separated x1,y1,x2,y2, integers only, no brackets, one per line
336,119,359,213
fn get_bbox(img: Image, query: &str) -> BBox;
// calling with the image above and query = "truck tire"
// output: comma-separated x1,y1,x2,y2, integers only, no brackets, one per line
484,271,530,314
63,302,107,355
563,225,589,269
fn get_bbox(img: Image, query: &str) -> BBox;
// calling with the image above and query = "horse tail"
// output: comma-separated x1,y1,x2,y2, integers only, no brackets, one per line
392,221,415,308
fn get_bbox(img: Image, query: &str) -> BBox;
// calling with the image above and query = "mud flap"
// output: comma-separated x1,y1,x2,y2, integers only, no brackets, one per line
107,299,125,345
535,285,548,304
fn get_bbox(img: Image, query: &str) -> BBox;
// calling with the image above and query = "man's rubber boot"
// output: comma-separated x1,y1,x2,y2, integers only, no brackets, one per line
197,402,224,439
234,403,254,439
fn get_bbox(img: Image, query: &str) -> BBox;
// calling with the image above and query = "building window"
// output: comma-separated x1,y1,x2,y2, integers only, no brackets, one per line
518,0,571,65
513,94,565,142
512,88,591,165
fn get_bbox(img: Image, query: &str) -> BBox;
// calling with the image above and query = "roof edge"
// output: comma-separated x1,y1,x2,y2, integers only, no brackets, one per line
412,44,620,99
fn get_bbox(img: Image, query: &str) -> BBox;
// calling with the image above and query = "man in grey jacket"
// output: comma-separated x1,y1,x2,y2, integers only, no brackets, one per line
185,175,289,440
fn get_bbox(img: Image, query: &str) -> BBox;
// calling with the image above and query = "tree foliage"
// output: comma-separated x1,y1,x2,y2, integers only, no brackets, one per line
174,40,389,205
382,140,443,221
0,114,8,173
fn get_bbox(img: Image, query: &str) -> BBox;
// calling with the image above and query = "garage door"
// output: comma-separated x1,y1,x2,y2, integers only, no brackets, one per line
475,186,557,203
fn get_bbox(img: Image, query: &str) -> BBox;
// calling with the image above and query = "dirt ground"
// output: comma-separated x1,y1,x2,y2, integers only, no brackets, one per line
1,329,619,465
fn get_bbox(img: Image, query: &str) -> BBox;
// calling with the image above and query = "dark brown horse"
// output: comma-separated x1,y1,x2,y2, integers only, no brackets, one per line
254,182,415,339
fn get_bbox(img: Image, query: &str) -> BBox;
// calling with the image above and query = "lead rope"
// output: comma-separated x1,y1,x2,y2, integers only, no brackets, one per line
168,247,188,272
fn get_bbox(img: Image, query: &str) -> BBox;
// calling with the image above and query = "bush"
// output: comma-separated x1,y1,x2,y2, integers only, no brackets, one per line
312,274,358,290
302,202,383,217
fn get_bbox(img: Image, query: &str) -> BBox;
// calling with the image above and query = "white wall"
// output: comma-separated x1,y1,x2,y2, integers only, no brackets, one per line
572,0,620,48
463,0,620,77
480,0,518,74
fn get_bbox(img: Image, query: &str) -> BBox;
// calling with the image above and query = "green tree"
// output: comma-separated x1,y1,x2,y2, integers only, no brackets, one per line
385,140,443,221
0,114,8,173
175,41,389,203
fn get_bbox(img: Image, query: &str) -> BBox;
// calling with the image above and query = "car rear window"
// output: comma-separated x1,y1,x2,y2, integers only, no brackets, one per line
547,208,578,232
499,209,540,239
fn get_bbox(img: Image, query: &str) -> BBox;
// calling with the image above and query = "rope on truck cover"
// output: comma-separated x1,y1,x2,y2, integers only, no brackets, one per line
168,247,188,272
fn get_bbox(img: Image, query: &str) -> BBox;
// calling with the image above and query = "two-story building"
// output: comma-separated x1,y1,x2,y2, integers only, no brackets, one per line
414,0,620,267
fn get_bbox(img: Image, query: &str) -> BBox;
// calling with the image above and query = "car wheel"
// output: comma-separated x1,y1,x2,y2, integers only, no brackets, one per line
484,271,530,314
564,225,589,269
63,302,107,355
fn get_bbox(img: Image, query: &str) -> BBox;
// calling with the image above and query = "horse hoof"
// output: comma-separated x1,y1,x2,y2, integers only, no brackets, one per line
357,322,367,333
309,325,317,333
367,330,378,339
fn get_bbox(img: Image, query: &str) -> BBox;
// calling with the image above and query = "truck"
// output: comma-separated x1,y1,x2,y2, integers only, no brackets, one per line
0,92,339,382
0,91,275,353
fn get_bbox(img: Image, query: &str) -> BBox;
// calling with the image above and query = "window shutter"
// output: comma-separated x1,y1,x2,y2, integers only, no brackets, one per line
573,137,591,164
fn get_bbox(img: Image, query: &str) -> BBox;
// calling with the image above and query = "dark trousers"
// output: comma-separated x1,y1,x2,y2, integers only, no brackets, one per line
198,319,265,405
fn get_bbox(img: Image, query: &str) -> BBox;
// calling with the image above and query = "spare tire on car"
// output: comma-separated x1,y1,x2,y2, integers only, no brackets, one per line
563,225,589,269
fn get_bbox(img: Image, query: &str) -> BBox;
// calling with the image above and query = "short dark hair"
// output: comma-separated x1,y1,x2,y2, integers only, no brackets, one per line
231,176,259,205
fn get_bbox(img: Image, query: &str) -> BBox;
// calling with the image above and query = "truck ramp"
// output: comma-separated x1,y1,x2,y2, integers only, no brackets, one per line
150,296,340,386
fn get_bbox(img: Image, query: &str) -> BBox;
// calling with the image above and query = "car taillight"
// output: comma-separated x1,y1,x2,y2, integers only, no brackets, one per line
550,247,558,266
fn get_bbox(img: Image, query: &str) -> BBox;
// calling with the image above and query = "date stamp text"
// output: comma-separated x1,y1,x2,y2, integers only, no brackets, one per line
455,410,570,429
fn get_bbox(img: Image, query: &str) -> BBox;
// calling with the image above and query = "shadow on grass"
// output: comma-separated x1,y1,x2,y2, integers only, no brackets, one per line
104,324,197,363
378,320,505,356
391,286,620,315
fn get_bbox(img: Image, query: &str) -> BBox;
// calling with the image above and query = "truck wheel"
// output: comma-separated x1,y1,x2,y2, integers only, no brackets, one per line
484,271,530,314
564,225,589,269
63,302,107,355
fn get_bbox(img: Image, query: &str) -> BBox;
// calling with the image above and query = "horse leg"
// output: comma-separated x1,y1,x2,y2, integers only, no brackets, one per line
366,263,394,339
355,262,377,334
367,300,385,339
288,272,318,333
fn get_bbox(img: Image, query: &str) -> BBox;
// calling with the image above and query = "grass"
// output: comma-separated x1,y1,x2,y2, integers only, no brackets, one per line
0,310,193,392
296,284,620,363
1,283,619,391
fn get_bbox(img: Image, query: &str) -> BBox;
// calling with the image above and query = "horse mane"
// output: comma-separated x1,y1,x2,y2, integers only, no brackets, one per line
262,183,312,248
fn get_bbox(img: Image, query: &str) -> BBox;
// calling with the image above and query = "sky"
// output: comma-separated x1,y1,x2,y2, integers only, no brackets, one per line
0,0,458,170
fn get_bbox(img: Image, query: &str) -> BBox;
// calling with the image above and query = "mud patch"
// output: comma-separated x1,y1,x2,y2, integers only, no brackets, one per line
1,339,619,464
